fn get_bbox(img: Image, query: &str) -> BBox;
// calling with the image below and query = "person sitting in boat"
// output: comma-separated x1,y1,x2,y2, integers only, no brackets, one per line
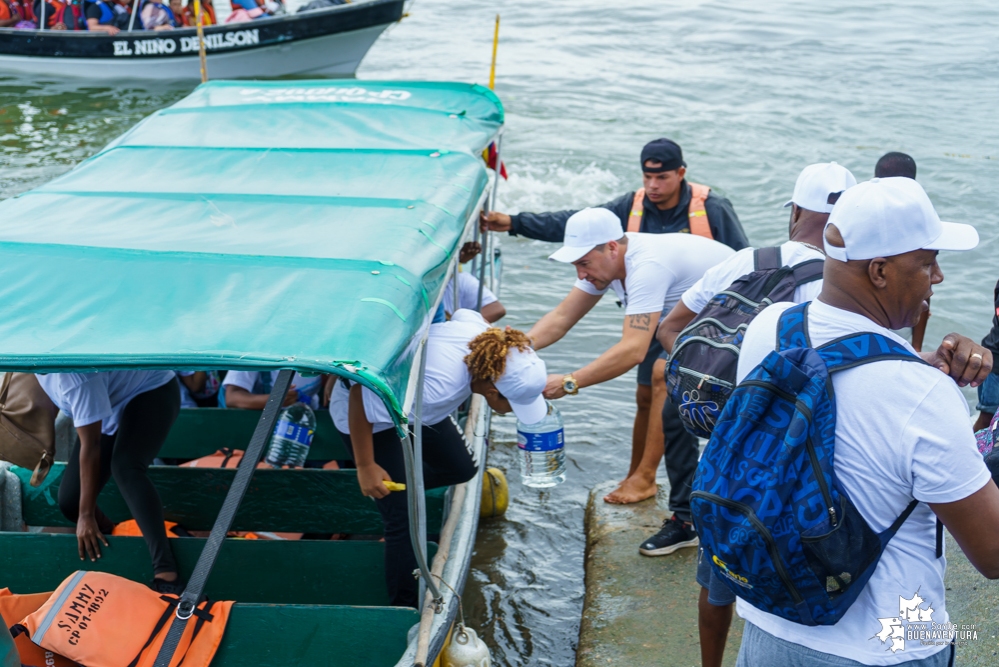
139,0,174,29
83,0,129,33
35,371,185,595
6,0,36,28
220,370,325,410
178,371,223,408
0,0,23,27
227,0,276,21
441,241,506,323
181,0,213,25
32,0,85,29
329,309,549,607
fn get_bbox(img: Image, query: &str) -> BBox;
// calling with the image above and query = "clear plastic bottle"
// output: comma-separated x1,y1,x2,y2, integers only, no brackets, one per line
516,401,566,488
265,402,316,468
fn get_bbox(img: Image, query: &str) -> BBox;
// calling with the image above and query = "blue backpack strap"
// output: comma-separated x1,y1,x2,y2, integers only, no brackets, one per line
753,246,782,271
818,331,926,372
776,302,811,351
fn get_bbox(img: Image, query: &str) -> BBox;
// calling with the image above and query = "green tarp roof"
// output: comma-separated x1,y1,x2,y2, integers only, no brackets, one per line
0,80,504,422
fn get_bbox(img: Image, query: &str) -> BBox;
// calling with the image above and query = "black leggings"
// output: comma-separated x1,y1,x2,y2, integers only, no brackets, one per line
58,378,181,575
338,416,478,607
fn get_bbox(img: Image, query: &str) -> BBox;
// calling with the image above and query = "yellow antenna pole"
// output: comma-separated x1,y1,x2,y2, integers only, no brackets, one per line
194,0,208,84
488,14,500,90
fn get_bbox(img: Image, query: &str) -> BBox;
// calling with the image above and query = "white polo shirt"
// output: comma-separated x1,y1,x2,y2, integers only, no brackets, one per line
330,309,490,434
680,241,824,314
734,299,990,665
574,232,734,316
442,272,498,317
222,371,324,409
37,371,176,435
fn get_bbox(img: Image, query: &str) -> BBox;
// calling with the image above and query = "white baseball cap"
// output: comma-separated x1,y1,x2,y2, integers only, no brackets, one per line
824,177,978,262
549,207,623,264
494,346,549,425
784,162,857,214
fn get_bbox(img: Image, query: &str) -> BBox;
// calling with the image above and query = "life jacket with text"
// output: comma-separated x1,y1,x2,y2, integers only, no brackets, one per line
0,589,79,667
627,182,713,239
10,571,232,667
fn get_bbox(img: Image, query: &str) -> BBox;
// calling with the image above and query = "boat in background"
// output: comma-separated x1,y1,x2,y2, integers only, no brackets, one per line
0,79,505,666
0,0,404,80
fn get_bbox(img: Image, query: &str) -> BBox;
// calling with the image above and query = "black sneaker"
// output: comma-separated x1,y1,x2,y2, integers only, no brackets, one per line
150,576,186,597
638,514,699,556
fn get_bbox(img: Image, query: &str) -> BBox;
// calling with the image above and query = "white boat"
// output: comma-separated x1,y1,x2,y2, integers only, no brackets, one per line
0,0,403,80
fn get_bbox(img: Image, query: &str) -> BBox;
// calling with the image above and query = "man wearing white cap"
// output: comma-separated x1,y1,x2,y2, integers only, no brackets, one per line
731,177,998,666
330,309,548,607
647,162,855,667
528,207,734,504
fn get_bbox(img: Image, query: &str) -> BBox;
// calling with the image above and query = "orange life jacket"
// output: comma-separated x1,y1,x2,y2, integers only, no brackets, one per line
12,571,231,667
627,183,713,239
112,520,189,539
0,589,79,667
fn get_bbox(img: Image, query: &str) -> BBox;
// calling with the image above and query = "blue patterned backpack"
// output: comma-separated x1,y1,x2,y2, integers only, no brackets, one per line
691,303,929,626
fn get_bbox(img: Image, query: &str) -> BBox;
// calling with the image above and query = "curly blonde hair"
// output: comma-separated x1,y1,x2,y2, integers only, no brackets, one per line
464,327,532,381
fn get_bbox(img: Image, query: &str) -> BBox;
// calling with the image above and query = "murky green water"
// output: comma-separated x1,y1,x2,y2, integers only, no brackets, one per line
3,1,998,664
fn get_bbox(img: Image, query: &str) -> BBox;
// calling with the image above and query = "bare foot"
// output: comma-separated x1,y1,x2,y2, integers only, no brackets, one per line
603,476,657,504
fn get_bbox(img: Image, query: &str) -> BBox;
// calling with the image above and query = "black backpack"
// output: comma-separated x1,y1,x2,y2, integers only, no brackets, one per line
666,246,824,438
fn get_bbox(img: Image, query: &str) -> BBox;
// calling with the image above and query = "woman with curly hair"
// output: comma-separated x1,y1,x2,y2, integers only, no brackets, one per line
329,309,548,606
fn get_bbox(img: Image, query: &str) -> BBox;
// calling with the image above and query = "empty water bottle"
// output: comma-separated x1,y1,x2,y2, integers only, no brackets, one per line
517,401,566,488
266,402,315,468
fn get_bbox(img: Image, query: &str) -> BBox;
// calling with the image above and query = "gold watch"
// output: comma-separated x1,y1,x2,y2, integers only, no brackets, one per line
562,374,579,396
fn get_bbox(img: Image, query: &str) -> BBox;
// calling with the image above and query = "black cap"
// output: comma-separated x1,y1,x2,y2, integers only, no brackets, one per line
641,138,685,173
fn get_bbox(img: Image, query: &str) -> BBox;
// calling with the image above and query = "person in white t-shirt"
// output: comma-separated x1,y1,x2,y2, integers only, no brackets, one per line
330,309,548,607
439,241,505,323
528,207,734,505
642,162,856,667
36,371,183,594
732,177,999,666
220,370,325,410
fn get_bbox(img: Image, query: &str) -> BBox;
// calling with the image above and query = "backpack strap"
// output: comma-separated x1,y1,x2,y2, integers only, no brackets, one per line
776,302,812,351
790,258,824,286
818,331,928,373
753,246,782,271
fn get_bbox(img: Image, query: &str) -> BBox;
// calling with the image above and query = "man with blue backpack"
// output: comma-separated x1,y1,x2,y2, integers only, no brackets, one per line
698,176,997,666
646,162,856,667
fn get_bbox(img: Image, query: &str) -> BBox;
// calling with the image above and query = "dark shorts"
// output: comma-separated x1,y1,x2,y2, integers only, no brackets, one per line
977,372,999,413
637,338,667,386
697,547,737,606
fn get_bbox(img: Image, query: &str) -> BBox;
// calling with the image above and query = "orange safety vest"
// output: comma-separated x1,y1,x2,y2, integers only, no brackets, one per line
0,589,79,667
11,571,232,667
626,183,713,239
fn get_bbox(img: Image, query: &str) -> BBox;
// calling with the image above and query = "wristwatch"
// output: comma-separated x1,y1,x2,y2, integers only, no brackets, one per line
562,374,579,396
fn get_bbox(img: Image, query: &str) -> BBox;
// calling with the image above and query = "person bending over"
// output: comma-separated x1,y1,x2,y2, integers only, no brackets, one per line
528,207,733,504
36,371,183,594
330,309,548,607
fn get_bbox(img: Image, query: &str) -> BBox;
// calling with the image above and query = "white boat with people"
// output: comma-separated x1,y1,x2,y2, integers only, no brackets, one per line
0,0,404,80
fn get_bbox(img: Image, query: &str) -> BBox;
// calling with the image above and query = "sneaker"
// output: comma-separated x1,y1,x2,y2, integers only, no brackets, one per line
150,576,186,597
638,514,699,556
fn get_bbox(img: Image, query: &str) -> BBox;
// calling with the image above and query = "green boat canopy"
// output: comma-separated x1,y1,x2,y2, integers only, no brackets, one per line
0,80,504,424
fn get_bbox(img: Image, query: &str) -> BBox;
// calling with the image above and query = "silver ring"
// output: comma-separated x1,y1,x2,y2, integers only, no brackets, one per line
971,353,984,360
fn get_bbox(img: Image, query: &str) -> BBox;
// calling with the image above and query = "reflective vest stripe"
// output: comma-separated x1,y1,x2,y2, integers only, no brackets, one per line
626,183,714,239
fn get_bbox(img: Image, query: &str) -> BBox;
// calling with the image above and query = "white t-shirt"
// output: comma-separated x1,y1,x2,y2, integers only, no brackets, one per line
37,371,176,436
574,232,734,316
330,309,489,434
442,272,498,317
734,299,991,665
222,371,324,409
680,241,824,314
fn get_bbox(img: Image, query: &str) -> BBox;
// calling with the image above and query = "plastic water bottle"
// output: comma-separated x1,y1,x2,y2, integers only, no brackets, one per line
516,401,566,488
265,402,315,468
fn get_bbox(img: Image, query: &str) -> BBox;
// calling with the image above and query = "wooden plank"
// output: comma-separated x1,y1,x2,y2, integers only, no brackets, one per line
0,533,435,607
214,604,418,667
12,464,445,535
158,408,351,461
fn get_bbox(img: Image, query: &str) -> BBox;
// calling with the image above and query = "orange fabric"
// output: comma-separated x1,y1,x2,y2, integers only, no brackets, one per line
112,520,184,538
183,3,215,25
0,589,78,667
19,572,231,667
626,183,714,239
0,2,12,21
687,182,713,239
181,448,246,469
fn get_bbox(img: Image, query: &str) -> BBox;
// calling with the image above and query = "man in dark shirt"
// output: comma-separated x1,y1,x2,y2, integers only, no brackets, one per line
976,278,999,431
480,138,749,249
481,139,749,506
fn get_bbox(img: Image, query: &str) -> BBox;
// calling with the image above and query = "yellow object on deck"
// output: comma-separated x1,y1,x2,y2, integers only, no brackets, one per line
479,468,509,518
383,481,407,492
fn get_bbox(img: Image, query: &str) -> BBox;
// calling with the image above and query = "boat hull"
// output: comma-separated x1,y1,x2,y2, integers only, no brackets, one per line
0,0,402,80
